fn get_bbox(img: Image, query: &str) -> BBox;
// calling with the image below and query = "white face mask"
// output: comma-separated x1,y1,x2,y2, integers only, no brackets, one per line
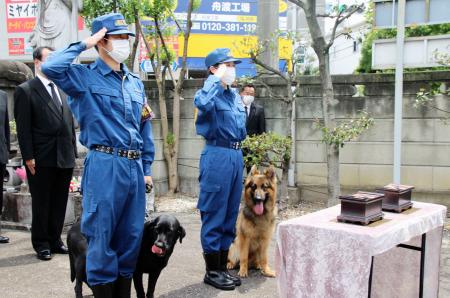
242,95,254,106
105,39,130,63
222,67,236,85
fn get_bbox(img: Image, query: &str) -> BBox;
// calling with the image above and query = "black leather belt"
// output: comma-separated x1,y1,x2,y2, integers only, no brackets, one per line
206,139,242,150
92,145,141,160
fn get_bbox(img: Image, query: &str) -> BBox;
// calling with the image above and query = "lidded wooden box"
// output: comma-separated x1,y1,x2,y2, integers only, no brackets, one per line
337,191,384,225
378,183,414,213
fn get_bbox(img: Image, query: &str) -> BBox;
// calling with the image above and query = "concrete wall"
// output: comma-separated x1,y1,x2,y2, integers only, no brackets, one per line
145,71,450,204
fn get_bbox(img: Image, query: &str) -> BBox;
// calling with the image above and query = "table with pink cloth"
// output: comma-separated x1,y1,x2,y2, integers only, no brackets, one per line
275,201,447,298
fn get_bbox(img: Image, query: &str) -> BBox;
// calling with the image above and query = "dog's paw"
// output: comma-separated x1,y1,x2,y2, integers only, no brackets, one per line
238,268,248,278
261,267,276,278
227,261,235,270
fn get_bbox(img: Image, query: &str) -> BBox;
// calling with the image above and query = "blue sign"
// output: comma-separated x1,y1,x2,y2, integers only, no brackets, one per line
140,60,153,73
139,60,177,73
173,0,287,35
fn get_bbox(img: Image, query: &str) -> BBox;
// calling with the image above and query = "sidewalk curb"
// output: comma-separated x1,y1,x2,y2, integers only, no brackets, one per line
1,221,31,231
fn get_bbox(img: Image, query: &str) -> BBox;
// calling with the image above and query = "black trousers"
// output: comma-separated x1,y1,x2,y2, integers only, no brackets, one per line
26,166,73,252
0,163,5,216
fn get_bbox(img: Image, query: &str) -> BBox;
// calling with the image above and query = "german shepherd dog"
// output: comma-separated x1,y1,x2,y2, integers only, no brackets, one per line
227,165,277,278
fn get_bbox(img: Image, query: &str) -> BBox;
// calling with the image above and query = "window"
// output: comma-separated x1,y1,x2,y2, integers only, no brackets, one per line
405,0,426,24
297,45,306,64
430,0,450,23
374,0,449,27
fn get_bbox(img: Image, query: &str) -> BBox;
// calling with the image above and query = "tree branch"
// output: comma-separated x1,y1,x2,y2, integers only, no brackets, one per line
287,0,305,9
252,56,289,82
154,17,176,85
326,4,364,51
177,0,194,91
170,13,184,32
326,9,344,51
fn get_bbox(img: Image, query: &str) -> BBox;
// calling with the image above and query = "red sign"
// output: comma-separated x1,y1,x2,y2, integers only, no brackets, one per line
6,0,38,33
5,0,85,33
8,38,25,55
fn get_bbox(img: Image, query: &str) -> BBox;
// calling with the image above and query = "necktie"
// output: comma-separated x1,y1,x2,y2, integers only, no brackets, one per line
48,82,62,112
245,106,248,117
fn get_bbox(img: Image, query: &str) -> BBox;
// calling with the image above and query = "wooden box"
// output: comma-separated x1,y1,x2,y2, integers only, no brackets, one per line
378,183,414,213
337,191,384,225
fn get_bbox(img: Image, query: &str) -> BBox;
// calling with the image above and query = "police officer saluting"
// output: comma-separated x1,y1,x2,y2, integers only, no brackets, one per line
41,13,154,298
194,48,246,290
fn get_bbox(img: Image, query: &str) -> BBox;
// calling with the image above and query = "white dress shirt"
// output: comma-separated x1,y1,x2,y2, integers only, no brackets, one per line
36,73,62,105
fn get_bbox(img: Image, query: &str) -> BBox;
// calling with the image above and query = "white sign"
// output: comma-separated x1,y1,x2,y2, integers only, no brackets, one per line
372,34,450,69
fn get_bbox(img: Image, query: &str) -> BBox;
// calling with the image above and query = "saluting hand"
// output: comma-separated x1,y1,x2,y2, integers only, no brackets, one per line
83,27,107,50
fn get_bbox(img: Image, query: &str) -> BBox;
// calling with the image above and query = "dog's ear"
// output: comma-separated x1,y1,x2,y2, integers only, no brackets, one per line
250,165,259,176
178,225,186,243
264,166,276,183
147,217,158,229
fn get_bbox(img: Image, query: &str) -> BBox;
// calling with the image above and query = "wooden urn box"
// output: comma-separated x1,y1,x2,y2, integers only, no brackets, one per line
337,192,384,225
378,183,414,213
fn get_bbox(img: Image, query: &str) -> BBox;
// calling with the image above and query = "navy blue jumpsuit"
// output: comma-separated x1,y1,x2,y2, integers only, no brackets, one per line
42,42,155,285
194,75,247,253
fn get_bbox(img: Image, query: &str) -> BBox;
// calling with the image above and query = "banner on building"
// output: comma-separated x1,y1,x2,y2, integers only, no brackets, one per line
6,0,38,33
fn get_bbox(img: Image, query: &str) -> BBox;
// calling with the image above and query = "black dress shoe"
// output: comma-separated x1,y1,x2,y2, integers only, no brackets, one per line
51,245,69,254
37,249,52,261
0,235,9,244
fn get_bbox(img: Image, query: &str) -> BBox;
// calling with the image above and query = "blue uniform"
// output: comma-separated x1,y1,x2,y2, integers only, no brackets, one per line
41,42,154,285
195,75,246,253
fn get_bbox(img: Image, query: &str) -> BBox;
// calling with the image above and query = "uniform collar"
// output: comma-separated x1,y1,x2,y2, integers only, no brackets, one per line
93,58,130,76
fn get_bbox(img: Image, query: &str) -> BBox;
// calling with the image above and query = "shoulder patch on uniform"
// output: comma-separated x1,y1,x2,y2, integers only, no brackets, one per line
141,102,154,122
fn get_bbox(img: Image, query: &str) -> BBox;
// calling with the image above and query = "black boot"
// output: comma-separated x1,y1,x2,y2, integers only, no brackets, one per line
114,276,132,298
220,250,241,286
91,282,114,298
203,252,235,291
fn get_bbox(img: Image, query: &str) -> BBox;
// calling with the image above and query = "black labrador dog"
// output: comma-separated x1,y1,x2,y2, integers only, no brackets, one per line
67,221,89,298
67,214,185,298
133,214,186,298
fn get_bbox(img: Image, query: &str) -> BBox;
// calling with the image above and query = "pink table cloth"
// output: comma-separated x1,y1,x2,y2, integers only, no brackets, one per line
276,202,447,298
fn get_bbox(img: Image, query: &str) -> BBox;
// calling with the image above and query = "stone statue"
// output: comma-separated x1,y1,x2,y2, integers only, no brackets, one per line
29,0,83,50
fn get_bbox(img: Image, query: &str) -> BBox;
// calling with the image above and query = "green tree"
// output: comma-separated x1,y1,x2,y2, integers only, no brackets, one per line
138,0,200,194
82,0,201,194
287,0,371,206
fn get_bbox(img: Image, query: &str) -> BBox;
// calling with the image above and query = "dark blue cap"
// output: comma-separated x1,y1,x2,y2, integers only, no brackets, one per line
91,13,135,37
205,48,241,68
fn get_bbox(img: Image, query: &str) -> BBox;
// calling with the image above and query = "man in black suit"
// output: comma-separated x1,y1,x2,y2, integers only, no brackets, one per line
240,84,266,173
0,90,10,244
14,46,77,260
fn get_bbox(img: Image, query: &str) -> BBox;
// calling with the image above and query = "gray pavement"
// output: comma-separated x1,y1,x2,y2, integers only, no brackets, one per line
0,212,449,298
0,212,278,298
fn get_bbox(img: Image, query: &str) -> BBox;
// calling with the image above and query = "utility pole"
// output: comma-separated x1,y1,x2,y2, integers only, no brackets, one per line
257,0,279,69
393,0,406,183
